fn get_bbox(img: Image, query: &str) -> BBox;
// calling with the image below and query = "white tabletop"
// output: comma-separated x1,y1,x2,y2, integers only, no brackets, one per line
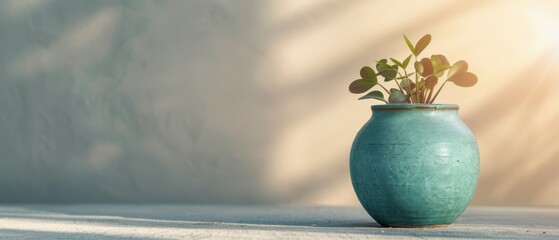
0,205,557,239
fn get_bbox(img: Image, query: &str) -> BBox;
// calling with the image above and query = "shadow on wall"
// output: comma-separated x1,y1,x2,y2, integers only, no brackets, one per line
0,0,271,203
466,51,559,206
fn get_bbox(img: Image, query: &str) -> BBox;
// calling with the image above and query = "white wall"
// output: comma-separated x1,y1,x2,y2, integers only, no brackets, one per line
0,0,558,206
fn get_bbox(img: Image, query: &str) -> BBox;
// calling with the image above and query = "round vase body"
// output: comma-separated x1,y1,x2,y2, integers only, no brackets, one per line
350,104,479,227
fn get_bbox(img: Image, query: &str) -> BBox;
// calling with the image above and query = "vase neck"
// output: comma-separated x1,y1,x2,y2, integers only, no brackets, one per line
371,104,458,111
371,104,459,116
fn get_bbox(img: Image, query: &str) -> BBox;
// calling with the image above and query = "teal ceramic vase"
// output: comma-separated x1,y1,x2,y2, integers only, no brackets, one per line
350,104,479,228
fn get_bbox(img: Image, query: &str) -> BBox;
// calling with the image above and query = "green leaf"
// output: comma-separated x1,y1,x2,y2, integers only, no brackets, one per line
439,54,449,65
431,54,449,67
358,90,386,102
404,34,415,55
448,72,477,87
414,34,431,56
349,79,375,93
402,54,412,68
425,75,438,88
390,58,403,68
434,63,451,77
420,57,433,77
376,59,398,81
375,59,391,71
360,66,377,82
381,71,397,81
448,60,468,79
432,55,451,78
414,61,423,74
431,55,441,68
388,89,408,103
400,78,415,90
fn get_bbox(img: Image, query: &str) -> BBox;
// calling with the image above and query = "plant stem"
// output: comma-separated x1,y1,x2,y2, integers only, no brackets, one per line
414,56,419,103
407,82,414,103
401,69,414,103
429,80,448,103
419,87,425,103
426,88,434,103
394,72,404,93
377,83,390,94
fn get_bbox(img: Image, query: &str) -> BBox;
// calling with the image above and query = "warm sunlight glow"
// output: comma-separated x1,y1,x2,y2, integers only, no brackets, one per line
517,1,559,52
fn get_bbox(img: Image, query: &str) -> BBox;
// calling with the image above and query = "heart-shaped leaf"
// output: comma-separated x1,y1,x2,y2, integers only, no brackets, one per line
431,54,450,77
376,59,391,71
414,61,423,74
376,59,398,81
349,79,375,93
425,75,438,88
434,64,451,77
432,54,449,66
448,60,468,79
420,58,433,77
360,66,377,81
440,55,449,66
414,34,431,56
404,35,415,55
431,55,441,68
400,78,415,90
358,90,386,102
389,89,408,103
381,71,397,81
448,72,477,87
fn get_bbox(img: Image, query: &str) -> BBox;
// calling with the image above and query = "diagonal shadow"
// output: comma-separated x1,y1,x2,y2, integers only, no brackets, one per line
465,51,559,205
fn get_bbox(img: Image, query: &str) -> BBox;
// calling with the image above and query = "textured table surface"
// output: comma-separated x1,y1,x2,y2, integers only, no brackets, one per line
0,205,557,239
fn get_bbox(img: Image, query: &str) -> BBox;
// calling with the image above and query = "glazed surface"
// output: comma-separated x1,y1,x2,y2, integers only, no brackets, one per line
350,105,479,227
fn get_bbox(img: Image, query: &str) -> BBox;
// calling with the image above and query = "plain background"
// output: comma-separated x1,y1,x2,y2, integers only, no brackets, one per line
0,0,558,206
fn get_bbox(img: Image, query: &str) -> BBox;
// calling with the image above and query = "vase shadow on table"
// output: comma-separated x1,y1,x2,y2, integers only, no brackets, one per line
4,205,376,227
3,205,545,239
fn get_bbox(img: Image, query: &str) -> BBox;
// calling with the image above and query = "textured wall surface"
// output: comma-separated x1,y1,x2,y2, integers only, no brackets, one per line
0,0,558,205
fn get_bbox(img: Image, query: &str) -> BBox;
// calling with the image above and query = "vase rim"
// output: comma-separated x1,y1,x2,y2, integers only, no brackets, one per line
372,104,458,110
